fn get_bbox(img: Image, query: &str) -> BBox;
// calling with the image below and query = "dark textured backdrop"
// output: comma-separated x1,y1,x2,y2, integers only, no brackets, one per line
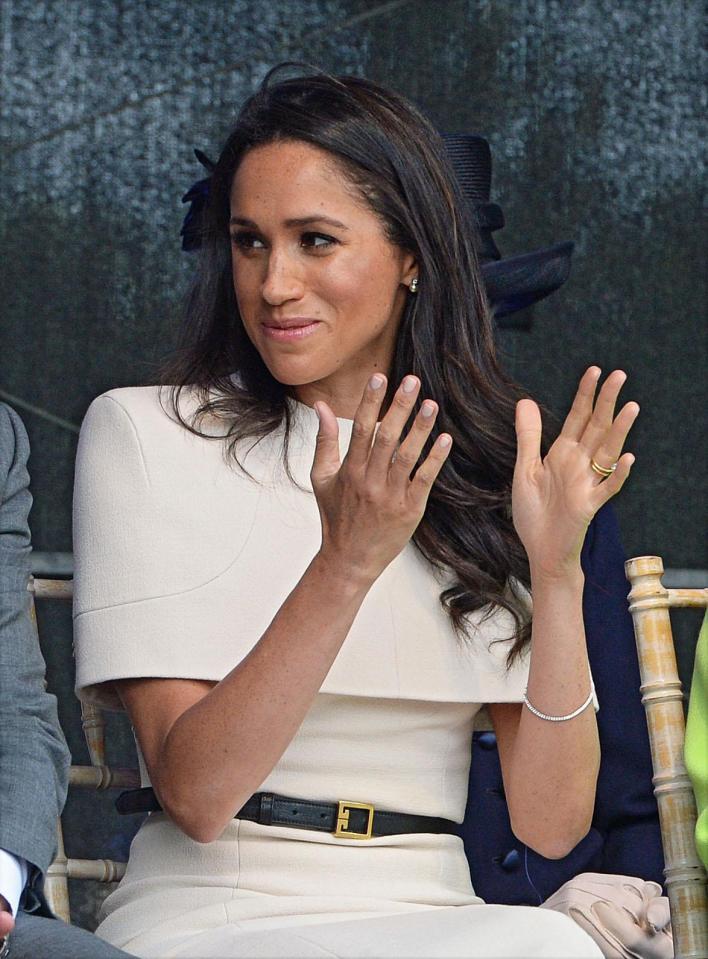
1,0,705,929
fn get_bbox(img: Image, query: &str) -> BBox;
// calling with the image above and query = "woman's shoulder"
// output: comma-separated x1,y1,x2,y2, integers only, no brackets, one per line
77,381,291,496
72,383,269,655
77,384,245,504
81,384,235,455
85,383,203,431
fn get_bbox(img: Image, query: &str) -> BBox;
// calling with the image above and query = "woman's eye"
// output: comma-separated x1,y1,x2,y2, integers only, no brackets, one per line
230,232,265,251
301,232,337,250
229,231,337,253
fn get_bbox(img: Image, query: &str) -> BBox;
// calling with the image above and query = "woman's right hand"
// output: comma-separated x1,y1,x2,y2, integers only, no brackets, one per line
310,373,452,586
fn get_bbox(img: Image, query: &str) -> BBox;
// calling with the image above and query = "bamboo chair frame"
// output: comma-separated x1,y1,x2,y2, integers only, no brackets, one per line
625,555,708,959
28,576,139,923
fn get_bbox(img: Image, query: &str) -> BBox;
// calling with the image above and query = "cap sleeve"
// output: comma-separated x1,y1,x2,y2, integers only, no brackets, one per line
72,390,262,709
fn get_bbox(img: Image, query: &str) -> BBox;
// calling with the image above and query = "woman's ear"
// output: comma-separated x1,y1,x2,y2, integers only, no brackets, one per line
401,252,419,290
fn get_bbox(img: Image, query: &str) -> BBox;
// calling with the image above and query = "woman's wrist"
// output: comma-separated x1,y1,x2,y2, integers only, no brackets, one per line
529,559,585,591
310,548,376,596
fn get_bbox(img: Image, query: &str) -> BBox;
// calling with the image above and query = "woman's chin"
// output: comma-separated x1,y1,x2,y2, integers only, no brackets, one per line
260,354,331,389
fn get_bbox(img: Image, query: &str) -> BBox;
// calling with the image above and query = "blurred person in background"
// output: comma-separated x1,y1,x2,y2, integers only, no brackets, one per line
0,402,133,958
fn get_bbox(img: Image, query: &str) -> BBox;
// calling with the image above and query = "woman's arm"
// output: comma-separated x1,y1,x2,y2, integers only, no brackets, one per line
117,554,371,843
489,567,599,859
489,367,639,859
115,374,451,843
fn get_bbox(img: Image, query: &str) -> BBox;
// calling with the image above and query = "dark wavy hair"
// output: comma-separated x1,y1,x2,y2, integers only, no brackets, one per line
160,66,544,662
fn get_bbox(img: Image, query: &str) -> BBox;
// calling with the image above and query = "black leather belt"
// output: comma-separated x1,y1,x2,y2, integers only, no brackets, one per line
116,787,460,840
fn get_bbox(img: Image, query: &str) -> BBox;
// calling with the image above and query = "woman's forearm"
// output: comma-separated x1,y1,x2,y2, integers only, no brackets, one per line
125,376,453,844
154,552,372,842
503,566,600,858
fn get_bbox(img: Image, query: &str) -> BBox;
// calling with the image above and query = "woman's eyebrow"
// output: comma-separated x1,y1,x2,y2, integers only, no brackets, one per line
229,215,349,230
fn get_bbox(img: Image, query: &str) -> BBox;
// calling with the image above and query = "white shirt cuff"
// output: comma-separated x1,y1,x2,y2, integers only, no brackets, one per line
0,849,28,916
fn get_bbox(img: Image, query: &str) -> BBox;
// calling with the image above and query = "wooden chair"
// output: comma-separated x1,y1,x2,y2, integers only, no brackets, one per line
27,576,140,923
625,555,708,959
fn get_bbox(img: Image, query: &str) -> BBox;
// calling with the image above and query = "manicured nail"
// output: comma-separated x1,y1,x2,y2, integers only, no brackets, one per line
421,401,435,417
402,375,417,393
370,374,384,390
439,435,451,448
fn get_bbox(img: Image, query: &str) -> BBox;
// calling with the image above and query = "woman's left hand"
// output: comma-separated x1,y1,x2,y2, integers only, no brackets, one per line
512,367,639,580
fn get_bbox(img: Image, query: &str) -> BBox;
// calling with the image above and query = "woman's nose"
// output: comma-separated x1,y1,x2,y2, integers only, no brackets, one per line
261,249,305,305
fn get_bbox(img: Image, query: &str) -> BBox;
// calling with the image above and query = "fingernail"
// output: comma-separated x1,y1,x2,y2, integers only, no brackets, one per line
369,374,384,390
402,375,417,393
421,401,435,417
439,435,451,448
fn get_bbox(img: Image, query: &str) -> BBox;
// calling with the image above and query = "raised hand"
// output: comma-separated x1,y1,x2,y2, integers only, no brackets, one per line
512,367,639,580
310,373,452,586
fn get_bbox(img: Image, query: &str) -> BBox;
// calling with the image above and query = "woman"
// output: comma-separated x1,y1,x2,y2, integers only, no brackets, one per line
73,69,638,957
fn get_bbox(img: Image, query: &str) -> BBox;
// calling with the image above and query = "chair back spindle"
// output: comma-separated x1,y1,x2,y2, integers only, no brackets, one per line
625,555,708,959
27,576,138,922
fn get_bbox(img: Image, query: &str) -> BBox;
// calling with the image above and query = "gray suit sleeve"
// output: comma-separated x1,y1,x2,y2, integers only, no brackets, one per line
0,403,71,877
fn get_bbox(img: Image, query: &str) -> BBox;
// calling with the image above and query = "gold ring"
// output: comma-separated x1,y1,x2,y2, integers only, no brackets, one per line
590,458,618,477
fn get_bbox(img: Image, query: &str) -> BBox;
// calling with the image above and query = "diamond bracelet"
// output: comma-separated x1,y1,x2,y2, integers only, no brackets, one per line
523,682,595,722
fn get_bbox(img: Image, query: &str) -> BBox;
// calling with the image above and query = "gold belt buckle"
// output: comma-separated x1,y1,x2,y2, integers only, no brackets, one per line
334,800,374,839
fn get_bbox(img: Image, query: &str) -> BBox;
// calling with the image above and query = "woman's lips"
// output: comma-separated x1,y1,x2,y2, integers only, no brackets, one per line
262,321,321,341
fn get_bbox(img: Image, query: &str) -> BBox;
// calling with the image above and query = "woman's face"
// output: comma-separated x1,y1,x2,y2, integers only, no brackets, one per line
229,139,416,416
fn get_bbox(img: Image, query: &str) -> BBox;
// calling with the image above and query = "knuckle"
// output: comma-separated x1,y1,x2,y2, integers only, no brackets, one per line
362,485,382,506
375,428,396,446
393,448,417,470
413,467,433,487
351,419,370,440
392,393,412,412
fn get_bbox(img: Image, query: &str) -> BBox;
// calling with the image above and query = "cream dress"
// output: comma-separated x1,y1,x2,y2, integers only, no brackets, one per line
72,386,601,959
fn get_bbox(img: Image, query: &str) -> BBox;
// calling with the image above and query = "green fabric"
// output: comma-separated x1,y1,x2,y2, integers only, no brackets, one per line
685,610,708,870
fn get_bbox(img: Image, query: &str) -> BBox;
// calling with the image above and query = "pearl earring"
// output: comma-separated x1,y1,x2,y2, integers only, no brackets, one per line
409,277,419,294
